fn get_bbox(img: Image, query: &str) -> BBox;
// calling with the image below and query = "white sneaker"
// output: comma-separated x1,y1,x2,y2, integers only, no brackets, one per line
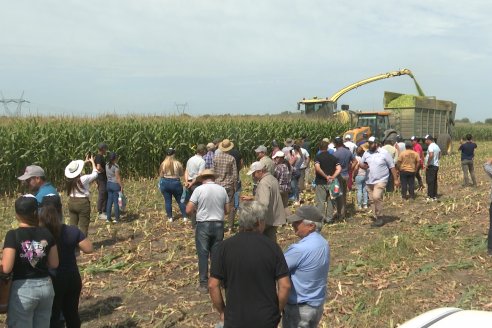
168,217,173,222
99,213,107,220
183,217,188,223
363,205,368,209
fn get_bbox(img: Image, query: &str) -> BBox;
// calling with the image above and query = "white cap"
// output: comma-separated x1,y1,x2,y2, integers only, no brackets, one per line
368,136,376,143
344,134,351,140
272,150,285,159
247,161,266,175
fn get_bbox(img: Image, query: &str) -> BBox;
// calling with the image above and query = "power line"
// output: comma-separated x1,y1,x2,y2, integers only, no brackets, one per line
0,91,30,116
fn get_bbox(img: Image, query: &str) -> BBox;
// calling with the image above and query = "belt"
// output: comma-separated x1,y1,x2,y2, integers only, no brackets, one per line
196,221,224,224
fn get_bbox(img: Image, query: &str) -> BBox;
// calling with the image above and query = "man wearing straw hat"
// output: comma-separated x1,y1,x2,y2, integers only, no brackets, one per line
186,169,230,293
213,139,238,231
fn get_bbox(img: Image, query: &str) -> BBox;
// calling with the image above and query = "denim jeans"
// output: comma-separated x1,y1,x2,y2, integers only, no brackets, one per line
159,178,186,219
400,171,416,199
8,277,55,328
290,175,300,201
282,303,324,328
195,221,224,285
488,202,492,251
355,175,368,207
461,159,477,186
106,181,121,221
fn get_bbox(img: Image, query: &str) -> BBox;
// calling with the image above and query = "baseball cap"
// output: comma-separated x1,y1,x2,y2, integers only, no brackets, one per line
272,150,285,159
344,134,352,140
287,205,324,223
255,145,268,153
18,165,45,181
166,148,176,156
206,142,215,151
246,161,265,175
424,134,433,140
368,136,378,143
410,136,417,141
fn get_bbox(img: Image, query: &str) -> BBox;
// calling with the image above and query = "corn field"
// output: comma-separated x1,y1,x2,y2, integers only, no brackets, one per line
0,115,349,193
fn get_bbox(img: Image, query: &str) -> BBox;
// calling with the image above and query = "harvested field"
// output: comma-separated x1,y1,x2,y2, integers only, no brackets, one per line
1,142,492,327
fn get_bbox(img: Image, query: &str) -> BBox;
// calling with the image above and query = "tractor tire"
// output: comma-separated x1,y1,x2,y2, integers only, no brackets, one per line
437,133,452,155
383,130,398,143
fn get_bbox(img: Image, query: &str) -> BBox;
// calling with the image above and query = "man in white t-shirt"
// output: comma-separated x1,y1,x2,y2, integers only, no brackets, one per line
344,134,357,155
299,145,310,192
424,134,441,201
186,169,230,293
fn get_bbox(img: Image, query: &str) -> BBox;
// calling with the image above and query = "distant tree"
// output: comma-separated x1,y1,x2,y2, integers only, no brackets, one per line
456,117,470,123
485,118,492,124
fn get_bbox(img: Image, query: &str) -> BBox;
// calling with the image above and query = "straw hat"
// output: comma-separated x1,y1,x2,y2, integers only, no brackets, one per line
219,139,234,152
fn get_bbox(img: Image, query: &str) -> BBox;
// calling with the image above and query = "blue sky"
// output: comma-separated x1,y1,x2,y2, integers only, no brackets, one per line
1,0,490,121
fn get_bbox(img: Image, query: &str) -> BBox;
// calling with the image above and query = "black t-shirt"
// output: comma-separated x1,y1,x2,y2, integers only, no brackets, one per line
95,153,107,181
228,148,243,175
58,224,85,273
210,232,289,328
3,227,55,280
314,151,340,185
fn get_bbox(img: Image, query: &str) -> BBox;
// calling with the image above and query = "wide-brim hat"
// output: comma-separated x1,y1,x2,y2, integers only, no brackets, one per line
219,139,234,152
196,169,216,182
284,138,294,147
65,160,85,179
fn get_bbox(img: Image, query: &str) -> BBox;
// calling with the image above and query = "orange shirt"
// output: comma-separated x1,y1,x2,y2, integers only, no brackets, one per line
397,149,420,173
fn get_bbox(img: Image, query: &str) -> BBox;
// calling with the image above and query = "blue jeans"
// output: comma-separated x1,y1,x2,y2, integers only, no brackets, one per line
106,181,121,221
355,175,368,207
195,221,224,285
159,178,186,219
233,180,242,209
290,175,300,201
8,277,55,328
282,303,324,328
488,202,492,251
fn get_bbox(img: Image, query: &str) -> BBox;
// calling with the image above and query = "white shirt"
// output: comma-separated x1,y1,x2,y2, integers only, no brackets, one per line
189,182,229,222
186,154,205,180
344,141,357,154
426,142,441,167
69,169,98,197
300,148,310,169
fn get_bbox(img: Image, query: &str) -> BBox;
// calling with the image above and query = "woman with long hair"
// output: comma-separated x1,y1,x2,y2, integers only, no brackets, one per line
39,195,93,328
65,154,98,235
158,148,187,222
106,152,123,223
2,195,59,328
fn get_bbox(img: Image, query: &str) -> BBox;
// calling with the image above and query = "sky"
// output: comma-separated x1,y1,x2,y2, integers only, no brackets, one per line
1,0,491,121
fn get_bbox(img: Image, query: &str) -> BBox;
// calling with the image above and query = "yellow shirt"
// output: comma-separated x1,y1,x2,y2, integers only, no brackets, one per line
396,149,420,173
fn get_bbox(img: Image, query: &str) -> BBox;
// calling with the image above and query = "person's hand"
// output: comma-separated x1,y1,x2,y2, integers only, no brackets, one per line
241,195,254,201
220,312,224,322
394,179,401,188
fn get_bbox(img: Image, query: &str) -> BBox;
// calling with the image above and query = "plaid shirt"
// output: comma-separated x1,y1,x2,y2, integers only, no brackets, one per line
274,163,291,192
213,153,238,190
203,150,215,169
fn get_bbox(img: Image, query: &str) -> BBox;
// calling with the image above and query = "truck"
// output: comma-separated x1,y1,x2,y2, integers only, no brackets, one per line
298,69,457,154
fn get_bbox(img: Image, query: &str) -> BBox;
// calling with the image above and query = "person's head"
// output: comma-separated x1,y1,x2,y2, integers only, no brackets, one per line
238,201,267,233
284,138,294,148
368,136,379,152
247,161,266,181
162,148,178,175
396,135,403,142
465,134,472,141
196,169,216,183
319,140,329,151
272,140,279,149
410,136,418,144
384,138,393,146
255,145,268,159
334,136,344,148
344,134,352,141
206,142,215,152
362,132,368,139
272,150,285,164
17,165,47,193
424,134,434,145
218,139,234,153
293,144,301,154
356,146,365,157
15,194,39,226
108,152,118,163
98,143,108,155
196,144,206,156
213,138,222,147
39,194,63,239
287,205,324,238
405,141,413,150
64,160,85,195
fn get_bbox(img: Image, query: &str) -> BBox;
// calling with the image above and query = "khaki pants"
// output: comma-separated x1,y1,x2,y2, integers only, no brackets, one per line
68,197,91,236
366,182,387,218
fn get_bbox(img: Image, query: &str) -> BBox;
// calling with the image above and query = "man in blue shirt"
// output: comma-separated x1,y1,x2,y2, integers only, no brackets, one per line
458,134,477,187
283,205,330,328
17,165,59,205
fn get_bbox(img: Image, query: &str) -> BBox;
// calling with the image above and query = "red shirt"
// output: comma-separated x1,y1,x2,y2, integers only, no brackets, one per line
413,143,424,166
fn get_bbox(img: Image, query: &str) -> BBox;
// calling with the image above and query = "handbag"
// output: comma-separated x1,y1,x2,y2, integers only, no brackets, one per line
329,178,343,199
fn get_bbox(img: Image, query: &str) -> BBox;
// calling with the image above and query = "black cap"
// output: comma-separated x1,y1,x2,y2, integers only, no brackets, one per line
166,148,176,156
424,134,433,141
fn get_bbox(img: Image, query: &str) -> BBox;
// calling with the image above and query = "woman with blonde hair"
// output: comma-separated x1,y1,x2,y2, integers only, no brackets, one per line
158,148,187,222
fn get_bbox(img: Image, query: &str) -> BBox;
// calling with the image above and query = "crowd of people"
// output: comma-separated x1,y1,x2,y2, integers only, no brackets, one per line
1,132,491,328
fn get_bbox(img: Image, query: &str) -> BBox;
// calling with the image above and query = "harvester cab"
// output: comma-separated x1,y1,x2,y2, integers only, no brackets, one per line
344,112,397,144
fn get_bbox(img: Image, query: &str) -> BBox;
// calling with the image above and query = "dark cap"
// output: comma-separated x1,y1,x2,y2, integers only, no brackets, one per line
108,152,118,161
166,148,176,156
334,136,344,146
424,134,433,141
287,205,324,223
410,136,418,141
396,135,403,142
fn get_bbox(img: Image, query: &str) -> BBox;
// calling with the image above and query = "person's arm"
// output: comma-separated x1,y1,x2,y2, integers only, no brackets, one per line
95,155,105,173
209,277,226,322
79,238,94,254
332,164,342,180
1,247,15,274
186,201,196,216
277,276,291,312
391,167,400,188
48,245,59,269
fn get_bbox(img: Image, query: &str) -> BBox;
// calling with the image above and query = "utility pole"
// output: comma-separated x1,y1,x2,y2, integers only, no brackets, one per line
174,102,188,115
0,91,30,116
